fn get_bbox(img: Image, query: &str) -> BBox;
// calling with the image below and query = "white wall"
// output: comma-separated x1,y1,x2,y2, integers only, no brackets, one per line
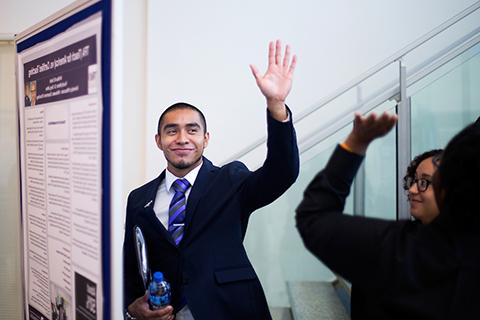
110,0,148,318
0,40,23,320
145,0,477,179
0,0,77,35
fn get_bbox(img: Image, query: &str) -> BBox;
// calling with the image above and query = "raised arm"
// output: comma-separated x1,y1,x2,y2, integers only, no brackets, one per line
296,111,398,285
250,40,297,121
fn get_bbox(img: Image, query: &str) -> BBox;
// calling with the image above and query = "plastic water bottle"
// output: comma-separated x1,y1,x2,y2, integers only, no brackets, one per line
148,271,171,309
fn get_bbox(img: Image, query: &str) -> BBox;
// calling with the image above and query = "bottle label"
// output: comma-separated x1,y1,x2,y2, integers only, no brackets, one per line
149,294,170,309
148,281,171,309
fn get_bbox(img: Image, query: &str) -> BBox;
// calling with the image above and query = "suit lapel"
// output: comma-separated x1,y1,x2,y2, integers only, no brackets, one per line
182,158,217,247
138,171,176,247
142,171,164,210
140,206,176,247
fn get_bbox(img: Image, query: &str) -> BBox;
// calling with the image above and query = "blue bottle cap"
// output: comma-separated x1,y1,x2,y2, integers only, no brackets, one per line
153,271,164,282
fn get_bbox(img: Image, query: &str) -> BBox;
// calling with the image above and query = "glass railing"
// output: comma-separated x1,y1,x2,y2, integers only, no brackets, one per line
244,124,351,307
244,30,480,312
240,3,480,307
244,100,400,307
362,101,397,220
410,42,480,155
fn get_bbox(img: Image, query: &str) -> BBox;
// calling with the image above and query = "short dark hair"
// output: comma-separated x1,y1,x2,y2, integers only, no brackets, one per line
436,118,480,226
403,149,443,190
157,102,207,134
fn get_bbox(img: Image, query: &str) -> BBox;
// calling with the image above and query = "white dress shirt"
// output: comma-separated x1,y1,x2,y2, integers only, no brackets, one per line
153,163,201,229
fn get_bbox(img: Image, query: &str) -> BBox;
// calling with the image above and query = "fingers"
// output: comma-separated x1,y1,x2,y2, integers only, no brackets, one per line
267,40,296,74
129,294,175,320
275,40,282,65
152,305,174,319
144,305,174,320
379,112,398,133
347,111,397,153
249,64,260,81
363,113,376,127
288,54,297,77
283,44,290,68
354,112,396,133
353,112,362,128
353,112,375,129
373,112,397,135
268,41,275,66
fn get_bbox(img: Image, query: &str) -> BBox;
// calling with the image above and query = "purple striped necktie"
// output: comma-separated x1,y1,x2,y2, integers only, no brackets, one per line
168,179,190,245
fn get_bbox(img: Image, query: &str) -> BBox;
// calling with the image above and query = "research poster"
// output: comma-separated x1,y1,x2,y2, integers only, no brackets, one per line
18,14,103,320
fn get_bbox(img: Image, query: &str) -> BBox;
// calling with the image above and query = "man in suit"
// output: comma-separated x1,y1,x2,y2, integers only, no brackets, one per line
124,40,299,320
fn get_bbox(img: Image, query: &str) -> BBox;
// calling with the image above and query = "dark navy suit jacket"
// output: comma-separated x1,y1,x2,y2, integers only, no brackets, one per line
124,111,299,319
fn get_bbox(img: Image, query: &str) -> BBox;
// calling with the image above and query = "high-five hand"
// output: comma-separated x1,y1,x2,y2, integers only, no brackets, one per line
343,112,398,155
250,40,297,121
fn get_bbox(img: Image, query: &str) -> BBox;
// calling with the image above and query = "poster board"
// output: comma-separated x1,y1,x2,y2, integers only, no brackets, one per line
16,1,111,319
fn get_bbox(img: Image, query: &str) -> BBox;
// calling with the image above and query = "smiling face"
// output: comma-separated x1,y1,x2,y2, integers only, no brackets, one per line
156,108,209,177
408,157,440,224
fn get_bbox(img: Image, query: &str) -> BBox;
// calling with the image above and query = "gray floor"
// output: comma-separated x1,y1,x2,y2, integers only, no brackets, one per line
287,281,350,320
270,307,293,320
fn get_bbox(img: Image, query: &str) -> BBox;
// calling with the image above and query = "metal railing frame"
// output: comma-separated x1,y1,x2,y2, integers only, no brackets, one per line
222,1,480,219
223,1,480,165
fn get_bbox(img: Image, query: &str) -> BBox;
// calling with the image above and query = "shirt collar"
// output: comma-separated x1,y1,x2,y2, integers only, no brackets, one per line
165,161,203,192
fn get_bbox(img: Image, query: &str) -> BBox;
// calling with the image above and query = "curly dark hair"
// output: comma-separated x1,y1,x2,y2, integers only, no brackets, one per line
403,149,443,190
436,117,480,226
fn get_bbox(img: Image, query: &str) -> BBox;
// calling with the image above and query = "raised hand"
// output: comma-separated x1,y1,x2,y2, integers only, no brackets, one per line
250,40,297,121
343,112,398,155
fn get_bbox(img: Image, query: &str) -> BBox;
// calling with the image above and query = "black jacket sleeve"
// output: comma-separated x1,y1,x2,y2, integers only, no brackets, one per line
295,145,401,287
240,107,299,214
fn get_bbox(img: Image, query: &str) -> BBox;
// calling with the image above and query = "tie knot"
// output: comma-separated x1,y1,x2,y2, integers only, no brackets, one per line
172,178,190,194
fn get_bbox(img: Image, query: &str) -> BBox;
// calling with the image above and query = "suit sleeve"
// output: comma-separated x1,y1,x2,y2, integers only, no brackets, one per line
240,107,300,213
295,145,401,288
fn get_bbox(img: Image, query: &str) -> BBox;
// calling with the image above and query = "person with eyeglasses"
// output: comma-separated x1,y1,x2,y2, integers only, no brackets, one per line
403,149,443,224
296,113,480,319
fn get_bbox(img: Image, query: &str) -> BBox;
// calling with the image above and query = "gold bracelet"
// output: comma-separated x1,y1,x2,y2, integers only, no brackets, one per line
339,142,353,153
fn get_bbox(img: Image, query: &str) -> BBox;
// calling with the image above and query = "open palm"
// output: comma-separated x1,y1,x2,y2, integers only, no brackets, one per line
352,112,397,144
250,40,297,103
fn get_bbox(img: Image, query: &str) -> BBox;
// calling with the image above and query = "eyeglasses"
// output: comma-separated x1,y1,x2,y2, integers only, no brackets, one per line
404,177,433,192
